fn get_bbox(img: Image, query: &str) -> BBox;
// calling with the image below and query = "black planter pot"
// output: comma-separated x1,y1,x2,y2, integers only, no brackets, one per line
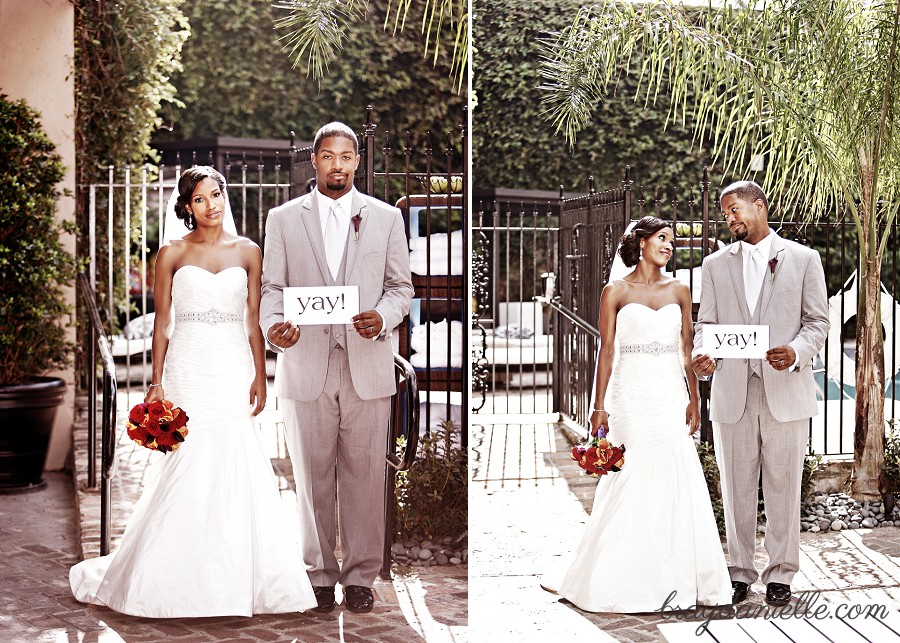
0,377,66,493
885,491,896,518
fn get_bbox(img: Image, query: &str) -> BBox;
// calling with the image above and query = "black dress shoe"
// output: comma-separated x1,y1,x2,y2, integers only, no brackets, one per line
312,586,336,613
766,582,791,606
344,585,375,613
731,580,750,604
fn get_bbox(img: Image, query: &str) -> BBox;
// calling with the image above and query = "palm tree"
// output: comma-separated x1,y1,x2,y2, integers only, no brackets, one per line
540,0,900,500
272,0,467,92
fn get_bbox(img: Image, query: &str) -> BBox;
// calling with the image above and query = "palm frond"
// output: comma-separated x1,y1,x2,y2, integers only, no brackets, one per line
273,0,467,92
383,0,468,93
272,0,368,80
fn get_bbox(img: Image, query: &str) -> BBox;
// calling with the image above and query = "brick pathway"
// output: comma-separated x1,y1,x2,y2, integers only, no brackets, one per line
470,420,900,642
0,392,466,643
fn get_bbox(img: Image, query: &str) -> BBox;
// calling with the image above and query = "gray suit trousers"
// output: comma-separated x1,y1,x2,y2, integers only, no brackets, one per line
280,346,391,588
713,374,808,586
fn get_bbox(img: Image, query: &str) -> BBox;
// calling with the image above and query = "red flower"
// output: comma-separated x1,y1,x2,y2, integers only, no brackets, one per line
155,431,178,448
352,213,362,240
170,408,189,430
768,257,778,283
144,421,164,438
147,401,167,420
128,403,148,425
607,445,626,471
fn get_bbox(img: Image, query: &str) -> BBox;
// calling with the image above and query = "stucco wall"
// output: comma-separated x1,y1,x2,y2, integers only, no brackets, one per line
0,0,76,471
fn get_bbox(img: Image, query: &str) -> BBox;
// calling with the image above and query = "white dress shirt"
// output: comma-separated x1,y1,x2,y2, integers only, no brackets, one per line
317,189,356,267
741,234,771,314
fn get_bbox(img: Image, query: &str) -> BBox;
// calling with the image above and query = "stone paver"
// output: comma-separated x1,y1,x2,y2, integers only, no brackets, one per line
0,391,466,643
470,420,900,642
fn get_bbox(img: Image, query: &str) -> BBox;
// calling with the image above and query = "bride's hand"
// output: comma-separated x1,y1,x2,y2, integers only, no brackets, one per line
144,385,164,404
686,401,701,436
249,374,267,417
590,409,609,437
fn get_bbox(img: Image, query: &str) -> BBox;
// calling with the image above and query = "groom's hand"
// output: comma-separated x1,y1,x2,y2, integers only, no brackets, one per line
267,321,300,349
352,310,383,339
766,345,796,371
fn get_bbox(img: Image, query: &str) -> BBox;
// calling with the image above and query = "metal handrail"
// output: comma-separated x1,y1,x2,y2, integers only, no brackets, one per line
386,353,419,471
381,353,420,578
536,295,600,338
76,273,117,556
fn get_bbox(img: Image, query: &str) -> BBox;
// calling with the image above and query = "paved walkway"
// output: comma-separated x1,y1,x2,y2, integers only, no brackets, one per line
0,391,467,643
470,419,900,642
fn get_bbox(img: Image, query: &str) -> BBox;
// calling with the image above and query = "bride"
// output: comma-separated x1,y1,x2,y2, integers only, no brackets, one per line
69,166,317,617
555,216,731,612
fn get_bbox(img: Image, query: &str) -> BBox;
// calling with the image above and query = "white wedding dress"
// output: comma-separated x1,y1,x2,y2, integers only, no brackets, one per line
70,265,318,617
558,303,732,612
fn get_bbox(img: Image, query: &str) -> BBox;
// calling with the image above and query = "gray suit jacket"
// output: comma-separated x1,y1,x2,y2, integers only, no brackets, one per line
260,189,414,401
693,231,829,423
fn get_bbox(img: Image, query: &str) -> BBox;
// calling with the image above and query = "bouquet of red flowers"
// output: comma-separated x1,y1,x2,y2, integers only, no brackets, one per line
127,400,189,453
571,426,625,477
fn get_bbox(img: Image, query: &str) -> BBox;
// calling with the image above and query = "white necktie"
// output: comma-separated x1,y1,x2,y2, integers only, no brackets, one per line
324,203,343,279
744,246,763,313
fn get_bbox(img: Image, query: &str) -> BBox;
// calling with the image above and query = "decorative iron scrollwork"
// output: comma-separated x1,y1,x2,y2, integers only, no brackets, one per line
471,229,490,412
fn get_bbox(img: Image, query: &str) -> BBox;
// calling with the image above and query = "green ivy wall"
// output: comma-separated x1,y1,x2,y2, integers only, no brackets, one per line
163,2,466,152
473,0,724,196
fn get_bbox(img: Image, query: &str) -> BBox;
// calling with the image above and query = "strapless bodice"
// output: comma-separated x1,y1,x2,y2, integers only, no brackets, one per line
615,302,681,349
171,265,248,317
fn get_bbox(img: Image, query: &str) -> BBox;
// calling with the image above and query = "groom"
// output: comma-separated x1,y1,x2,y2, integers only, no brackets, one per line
691,181,828,607
260,122,413,613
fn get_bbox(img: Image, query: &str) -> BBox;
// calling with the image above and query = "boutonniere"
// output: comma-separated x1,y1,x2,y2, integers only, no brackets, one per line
352,213,362,241
768,257,778,283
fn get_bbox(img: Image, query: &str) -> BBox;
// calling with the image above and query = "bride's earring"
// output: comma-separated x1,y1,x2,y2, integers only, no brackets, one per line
639,244,643,262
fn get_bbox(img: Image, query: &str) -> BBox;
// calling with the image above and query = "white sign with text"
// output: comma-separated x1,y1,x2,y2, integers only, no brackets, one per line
702,324,769,359
284,286,360,325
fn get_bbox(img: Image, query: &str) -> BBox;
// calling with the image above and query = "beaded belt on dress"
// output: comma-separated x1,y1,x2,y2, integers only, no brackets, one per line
619,341,678,356
175,309,243,324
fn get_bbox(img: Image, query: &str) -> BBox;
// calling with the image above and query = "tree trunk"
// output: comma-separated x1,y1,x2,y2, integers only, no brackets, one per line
851,229,886,501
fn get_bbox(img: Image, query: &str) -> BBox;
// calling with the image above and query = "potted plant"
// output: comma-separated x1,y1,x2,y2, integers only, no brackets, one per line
0,94,75,492
881,420,900,516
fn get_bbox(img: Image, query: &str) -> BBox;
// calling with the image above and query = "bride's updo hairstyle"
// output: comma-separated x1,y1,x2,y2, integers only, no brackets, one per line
618,216,672,267
174,166,226,231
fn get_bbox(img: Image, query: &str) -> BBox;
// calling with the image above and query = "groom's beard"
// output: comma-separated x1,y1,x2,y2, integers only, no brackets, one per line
326,174,350,191
731,224,748,241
